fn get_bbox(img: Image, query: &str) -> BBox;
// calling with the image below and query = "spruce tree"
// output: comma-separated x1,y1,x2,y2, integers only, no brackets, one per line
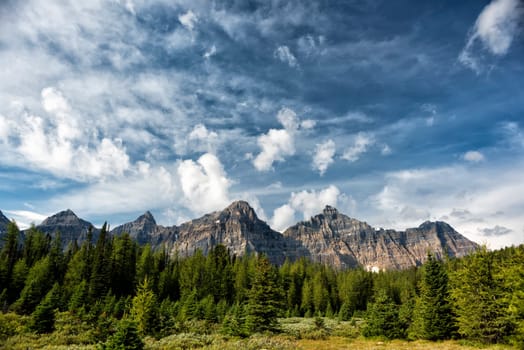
30,283,60,334
410,253,455,340
363,289,404,339
245,255,284,333
450,246,513,343
102,319,144,350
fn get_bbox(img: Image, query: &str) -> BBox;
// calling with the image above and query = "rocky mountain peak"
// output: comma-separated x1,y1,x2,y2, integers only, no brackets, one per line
223,200,258,222
137,211,156,225
322,205,339,218
41,209,81,226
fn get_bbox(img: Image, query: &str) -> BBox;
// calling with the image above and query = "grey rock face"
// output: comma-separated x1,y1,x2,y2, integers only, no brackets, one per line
36,209,99,246
10,202,479,270
171,200,297,265
283,206,479,270
111,211,159,245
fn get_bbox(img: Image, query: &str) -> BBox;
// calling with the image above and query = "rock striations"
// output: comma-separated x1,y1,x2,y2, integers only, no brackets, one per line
282,206,478,270
3,201,479,270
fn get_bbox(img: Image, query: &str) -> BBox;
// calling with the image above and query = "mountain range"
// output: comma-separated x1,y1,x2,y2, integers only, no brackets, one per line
0,201,478,270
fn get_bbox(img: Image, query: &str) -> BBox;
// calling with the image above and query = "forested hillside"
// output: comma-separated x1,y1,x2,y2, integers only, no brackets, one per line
0,221,522,349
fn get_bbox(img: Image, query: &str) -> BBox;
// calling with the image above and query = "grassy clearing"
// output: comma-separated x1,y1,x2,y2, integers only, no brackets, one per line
0,315,517,349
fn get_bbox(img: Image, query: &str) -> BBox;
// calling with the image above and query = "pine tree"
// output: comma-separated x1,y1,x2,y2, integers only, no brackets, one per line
102,319,144,350
13,256,53,314
363,289,404,339
450,246,513,343
410,253,455,340
30,283,60,334
245,255,284,333
131,277,158,336
89,223,111,301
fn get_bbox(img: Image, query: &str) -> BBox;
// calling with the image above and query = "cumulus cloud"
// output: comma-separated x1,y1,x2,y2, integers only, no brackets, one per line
271,185,350,231
179,10,198,31
48,163,177,218
463,150,485,163
177,153,231,215
187,123,219,153
6,87,131,180
274,45,299,68
342,132,374,162
253,107,308,172
312,139,336,175
271,204,296,232
459,0,522,72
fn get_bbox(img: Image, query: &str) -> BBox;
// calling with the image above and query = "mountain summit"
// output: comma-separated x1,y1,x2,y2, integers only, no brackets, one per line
5,202,479,270
36,209,99,245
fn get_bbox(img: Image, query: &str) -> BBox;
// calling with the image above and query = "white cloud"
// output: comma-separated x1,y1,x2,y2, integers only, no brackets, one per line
300,119,316,129
367,164,524,248
271,185,351,231
463,150,485,163
177,153,231,215
179,10,198,31
342,132,374,162
187,123,219,153
274,45,299,68
48,163,177,218
277,107,300,131
7,87,131,180
270,204,296,232
3,210,48,229
459,0,522,72
312,139,336,175
203,45,217,59
253,108,304,172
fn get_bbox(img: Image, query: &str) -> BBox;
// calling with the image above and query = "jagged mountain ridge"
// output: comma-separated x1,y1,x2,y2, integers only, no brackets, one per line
5,201,478,270
282,206,478,270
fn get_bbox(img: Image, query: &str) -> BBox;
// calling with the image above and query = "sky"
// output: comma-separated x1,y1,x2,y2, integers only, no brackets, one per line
0,0,523,249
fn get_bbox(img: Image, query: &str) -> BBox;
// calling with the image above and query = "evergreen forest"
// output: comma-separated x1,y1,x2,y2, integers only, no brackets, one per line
0,221,523,349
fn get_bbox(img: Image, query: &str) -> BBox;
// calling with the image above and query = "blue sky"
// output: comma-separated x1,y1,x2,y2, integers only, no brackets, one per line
0,0,523,248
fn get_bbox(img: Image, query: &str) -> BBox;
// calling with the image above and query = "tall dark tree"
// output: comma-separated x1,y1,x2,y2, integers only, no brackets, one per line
89,223,112,301
450,246,513,343
410,253,455,340
363,289,404,339
245,255,284,333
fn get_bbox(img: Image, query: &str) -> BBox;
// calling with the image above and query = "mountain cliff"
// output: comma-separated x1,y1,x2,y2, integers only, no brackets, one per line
282,206,478,270
5,202,479,270
172,201,297,265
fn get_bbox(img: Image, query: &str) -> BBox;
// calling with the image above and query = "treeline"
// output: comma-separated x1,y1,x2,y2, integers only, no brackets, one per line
0,221,523,348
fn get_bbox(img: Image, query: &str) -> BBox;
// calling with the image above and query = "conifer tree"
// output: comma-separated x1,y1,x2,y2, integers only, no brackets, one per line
410,253,455,340
30,283,60,334
131,277,158,336
245,255,284,333
89,223,111,301
363,289,404,339
450,246,513,343
102,319,144,350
